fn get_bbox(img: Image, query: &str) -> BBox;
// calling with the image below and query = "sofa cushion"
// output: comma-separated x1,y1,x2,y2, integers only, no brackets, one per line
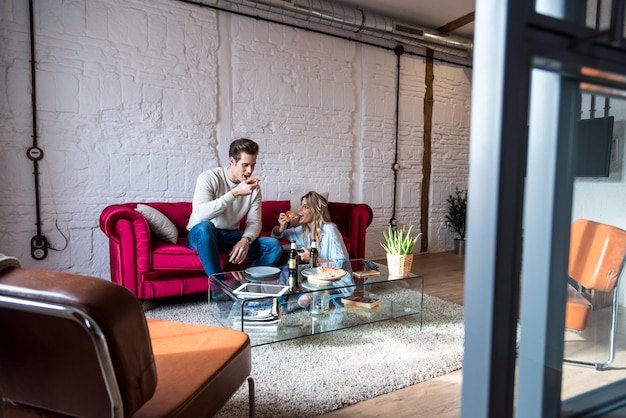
136,204,179,244
134,320,251,418
152,240,204,270
151,240,240,272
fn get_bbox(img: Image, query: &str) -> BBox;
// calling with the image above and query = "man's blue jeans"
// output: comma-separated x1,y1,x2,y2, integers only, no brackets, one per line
187,220,283,277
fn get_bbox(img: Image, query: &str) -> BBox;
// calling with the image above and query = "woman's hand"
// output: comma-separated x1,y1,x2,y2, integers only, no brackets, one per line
275,213,290,233
299,247,310,263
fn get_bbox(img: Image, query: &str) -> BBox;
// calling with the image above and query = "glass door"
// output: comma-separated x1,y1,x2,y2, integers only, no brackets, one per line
462,1,626,417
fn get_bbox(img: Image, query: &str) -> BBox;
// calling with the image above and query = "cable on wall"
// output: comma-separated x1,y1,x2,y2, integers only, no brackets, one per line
389,45,404,229
26,0,49,260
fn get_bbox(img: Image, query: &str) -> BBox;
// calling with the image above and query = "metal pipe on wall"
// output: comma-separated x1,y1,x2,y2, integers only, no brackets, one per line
27,0,49,260
389,45,404,229
197,0,473,57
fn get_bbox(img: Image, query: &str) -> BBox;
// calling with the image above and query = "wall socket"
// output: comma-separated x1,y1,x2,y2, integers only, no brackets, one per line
31,235,48,260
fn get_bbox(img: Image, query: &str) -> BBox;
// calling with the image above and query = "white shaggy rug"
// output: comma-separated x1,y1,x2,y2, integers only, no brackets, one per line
145,291,464,417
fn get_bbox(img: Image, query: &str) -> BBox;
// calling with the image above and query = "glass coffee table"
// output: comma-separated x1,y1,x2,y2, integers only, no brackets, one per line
208,259,423,346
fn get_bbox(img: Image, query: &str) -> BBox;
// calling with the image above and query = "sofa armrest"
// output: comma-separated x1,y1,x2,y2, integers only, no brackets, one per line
348,204,373,259
328,202,373,259
99,204,154,294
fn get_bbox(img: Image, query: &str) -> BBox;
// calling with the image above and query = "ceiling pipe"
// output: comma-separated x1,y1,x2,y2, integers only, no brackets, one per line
205,0,473,57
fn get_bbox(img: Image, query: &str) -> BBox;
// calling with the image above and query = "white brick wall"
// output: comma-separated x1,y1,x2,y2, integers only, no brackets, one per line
0,0,472,278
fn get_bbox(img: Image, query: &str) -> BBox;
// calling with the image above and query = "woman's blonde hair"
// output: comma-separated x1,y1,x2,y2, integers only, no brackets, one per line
301,191,331,244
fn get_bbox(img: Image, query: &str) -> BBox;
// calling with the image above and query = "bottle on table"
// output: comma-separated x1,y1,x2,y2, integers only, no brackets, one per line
309,239,318,268
288,241,298,291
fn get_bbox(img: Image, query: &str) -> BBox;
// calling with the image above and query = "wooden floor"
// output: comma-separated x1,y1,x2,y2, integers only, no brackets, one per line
317,251,626,417
318,252,465,418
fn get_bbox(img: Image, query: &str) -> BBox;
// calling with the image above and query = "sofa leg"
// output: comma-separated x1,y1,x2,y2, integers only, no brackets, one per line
247,376,255,418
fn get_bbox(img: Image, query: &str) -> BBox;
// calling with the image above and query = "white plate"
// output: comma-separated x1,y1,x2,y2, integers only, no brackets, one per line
245,266,281,279
300,280,336,290
301,267,347,282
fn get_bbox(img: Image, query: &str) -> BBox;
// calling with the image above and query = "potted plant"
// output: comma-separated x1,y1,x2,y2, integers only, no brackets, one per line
445,187,467,255
380,224,422,277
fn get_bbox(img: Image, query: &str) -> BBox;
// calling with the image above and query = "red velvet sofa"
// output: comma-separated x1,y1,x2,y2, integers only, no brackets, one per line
99,200,373,300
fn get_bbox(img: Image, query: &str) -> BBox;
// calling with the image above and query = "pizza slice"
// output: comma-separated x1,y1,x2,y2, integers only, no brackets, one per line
285,211,299,221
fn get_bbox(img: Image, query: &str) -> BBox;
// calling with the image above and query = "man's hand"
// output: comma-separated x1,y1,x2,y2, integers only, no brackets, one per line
232,180,259,198
229,238,250,264
231,270,247,283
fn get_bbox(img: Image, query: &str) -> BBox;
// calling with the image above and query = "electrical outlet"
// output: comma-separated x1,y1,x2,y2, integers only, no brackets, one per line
31,235,48,260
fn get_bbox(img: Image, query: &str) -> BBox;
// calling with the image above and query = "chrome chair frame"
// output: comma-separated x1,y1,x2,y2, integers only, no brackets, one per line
564,281,620,371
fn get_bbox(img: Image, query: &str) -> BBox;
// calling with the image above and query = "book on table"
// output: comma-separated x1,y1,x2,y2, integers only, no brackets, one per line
341,295,380,309
231,298,280,329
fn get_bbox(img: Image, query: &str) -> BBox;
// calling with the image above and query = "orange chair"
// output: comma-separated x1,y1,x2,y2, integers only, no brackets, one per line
0,265,255,417
564,219,626,371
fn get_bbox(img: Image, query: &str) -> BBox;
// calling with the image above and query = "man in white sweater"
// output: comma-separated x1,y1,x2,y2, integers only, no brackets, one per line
186,138,283,277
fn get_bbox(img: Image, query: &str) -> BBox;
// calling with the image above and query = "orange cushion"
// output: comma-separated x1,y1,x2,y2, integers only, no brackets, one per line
133,320,251,418
565,284,592,331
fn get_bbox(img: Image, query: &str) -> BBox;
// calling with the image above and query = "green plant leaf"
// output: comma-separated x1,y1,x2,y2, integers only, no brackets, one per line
445,187,467,240
380,224,422,255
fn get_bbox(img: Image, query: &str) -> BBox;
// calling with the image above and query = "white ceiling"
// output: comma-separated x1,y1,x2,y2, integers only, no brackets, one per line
332,0,475,38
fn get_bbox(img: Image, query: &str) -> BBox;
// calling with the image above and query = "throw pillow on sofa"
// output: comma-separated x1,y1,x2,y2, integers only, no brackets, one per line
135,204,179,244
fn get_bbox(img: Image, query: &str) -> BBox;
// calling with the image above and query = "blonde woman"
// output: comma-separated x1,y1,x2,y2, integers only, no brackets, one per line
272,191,351,309
272,191,349,263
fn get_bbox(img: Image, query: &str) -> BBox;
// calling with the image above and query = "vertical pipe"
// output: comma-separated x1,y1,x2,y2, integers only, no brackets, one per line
390,45,404,228
29,0,42,236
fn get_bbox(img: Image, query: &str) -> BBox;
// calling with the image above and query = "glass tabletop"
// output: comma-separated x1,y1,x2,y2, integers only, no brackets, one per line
208,259,424,346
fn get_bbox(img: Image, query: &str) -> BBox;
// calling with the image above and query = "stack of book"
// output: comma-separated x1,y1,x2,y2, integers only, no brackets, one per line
232,299,280,331
341,295,380,309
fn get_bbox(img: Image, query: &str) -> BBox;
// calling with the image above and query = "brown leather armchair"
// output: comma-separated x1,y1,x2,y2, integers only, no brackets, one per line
564,219,626,370
0,266,255,417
